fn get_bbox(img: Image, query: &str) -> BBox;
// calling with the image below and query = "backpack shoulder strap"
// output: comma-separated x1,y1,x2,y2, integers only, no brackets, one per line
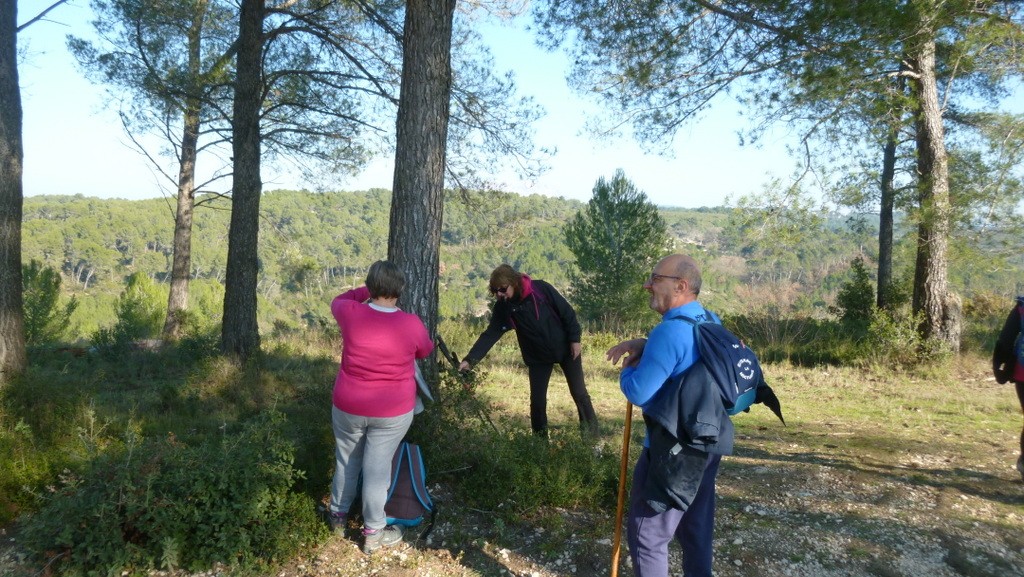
405,443,432,509
387,441,407,500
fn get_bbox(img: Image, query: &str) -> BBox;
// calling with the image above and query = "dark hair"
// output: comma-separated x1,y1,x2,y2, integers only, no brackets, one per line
366,260,405,299
489,264,522,294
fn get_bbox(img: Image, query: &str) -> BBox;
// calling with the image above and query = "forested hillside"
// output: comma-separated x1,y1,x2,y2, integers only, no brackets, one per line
20,189,1024,342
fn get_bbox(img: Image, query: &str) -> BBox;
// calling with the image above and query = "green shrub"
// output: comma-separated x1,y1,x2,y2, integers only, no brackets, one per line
22,259,78,347
859,307,926,370
454,429,617,521
0,368,117,523
91,273,166,357
831,256,875,332
412,368,618,523
18,411,326,575
961,290,1014,351
726,314,839,366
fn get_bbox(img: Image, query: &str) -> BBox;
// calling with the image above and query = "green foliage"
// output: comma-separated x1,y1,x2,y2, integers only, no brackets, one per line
412,366,618,523
19,411,326,576
22,259,78,347
727,314,840,367
91,273,167,356
0,415,62,524
961,290,1015,351
454,429,616,520
0,370,113,524
857,307,930,371
19,190,1024,359
730,300,948,371
564,170,669,330
831,256,876,330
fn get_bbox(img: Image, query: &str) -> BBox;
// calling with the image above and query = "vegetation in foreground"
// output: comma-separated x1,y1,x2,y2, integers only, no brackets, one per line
2,323,1023,576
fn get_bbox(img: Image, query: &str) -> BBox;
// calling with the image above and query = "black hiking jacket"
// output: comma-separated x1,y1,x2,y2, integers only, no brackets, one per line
465,276,581,366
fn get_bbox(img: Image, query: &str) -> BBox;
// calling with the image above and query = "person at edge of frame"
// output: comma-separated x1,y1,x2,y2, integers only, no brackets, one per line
992,294,1024,483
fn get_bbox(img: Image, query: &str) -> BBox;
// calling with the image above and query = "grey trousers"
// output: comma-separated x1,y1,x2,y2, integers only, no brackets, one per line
330,406,413,530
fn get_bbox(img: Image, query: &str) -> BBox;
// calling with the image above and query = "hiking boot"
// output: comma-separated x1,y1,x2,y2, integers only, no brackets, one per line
1016,455,1024,482
328,511,346,534
362,525,402,554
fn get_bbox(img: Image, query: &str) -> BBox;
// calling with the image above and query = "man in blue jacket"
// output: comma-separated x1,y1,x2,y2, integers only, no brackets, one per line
607,254,731,577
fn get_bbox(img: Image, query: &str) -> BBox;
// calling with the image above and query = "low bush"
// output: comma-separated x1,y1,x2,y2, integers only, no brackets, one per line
412,367,619,523
22,260,79,348
91,273,166,359
18,411,326,576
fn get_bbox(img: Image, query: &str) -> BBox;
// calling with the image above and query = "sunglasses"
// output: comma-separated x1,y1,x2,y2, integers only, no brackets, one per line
490,285,510,295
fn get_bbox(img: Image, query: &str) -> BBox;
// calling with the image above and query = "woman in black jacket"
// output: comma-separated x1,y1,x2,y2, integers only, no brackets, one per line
992,296,1024,482
459,264,599,436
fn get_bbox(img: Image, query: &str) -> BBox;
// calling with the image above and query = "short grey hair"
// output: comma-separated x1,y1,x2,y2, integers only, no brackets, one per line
365,260,405,299
672,255,703,296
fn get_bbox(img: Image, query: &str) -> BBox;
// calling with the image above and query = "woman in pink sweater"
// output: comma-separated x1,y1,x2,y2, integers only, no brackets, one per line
327,260,434,554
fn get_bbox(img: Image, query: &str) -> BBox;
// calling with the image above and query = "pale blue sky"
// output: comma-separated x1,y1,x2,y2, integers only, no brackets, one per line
17,2,796,209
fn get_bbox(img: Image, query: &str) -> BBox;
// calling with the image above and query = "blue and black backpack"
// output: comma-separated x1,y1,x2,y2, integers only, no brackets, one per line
675,315,784,422
385,441,435,530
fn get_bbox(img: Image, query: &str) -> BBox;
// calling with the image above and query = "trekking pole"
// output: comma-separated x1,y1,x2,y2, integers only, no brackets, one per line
611,400,633,577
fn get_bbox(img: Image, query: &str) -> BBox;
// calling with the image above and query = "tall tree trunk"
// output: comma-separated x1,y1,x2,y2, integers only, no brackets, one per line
909,35,960,351
221,0,263,359
163,103,201,340
389,0,456,383
878,125,897,309
878,71,907,311
163,2,207,341
0,0,26,382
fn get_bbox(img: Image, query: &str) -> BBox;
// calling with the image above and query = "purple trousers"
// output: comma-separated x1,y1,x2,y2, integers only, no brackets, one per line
627,448,721,577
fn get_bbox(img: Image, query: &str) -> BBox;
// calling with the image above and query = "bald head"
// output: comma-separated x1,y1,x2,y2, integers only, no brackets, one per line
659,254,702,296
646,254,702,314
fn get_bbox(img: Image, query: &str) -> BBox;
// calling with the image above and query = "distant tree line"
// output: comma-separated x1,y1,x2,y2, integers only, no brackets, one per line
19,188,1023,347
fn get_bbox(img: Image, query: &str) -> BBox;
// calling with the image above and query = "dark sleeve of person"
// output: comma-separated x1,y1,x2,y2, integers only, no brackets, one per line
464,302,512,364
542,281,582,343
993,304,1021,384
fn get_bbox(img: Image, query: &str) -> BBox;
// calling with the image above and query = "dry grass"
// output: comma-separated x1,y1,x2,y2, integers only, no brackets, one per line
3,348,1022,577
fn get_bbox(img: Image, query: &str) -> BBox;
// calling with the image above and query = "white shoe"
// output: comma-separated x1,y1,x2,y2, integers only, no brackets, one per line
362,525,403,554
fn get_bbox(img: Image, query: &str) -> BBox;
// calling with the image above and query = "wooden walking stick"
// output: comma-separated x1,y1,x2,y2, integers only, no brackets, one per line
611,400,634,577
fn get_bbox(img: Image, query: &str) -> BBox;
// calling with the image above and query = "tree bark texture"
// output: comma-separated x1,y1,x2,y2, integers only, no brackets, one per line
163,104,199,340
221,0,263,359
878,126,896,309
389,0,456,382
0,0,26,382
908,35,960,350
163,2,207,341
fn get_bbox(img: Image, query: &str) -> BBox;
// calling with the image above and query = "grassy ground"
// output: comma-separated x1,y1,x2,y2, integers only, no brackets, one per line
2,341,1023,577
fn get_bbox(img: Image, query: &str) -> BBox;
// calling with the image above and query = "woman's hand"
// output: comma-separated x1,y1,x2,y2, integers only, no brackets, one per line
570,342,582,360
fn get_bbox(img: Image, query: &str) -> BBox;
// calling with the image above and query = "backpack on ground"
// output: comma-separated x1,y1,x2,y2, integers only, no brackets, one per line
675,316,784,423
385,441,435,529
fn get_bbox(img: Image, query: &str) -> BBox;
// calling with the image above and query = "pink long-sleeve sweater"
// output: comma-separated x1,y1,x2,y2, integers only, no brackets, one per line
331,286,434,417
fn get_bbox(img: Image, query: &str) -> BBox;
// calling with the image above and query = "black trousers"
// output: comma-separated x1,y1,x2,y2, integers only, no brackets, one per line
527,354,598,435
